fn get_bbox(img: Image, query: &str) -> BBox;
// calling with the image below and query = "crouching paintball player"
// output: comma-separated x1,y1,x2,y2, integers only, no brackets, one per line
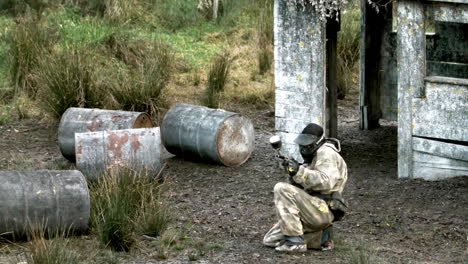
263,123,348,253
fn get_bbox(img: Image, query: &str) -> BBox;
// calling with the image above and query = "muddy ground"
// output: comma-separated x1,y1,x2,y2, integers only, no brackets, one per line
0,96,467,264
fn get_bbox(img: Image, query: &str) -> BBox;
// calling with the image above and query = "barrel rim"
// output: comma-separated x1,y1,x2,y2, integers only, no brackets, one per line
215,113,255,167
132,112,153,128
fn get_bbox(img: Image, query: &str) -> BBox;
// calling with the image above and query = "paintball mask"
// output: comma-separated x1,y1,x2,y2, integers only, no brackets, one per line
294,123,325,163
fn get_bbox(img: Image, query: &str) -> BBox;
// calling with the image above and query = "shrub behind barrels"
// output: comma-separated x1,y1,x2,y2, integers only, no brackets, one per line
34,46,104,119
204,52,231,108
108,38,173,117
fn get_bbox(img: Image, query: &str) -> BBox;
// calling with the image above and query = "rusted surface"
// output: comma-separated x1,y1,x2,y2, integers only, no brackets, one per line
86,116,104,131
58,108,153,161
107,132,130,159
75,128,162,180
131,133,142,153
216,115,255,166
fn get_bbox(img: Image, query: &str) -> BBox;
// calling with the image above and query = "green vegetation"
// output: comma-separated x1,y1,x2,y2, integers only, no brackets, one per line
337,2,361,99
89,168,172,251
24,228,81,264
204,51,231,108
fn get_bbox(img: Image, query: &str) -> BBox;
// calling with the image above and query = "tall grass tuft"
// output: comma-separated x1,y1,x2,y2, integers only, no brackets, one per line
106,36,173,117
24,227,80,264
8,17,60,97
256,0,273,75
337,7,360,99
204,52,231,108
34,46,103,119
89,168,172,252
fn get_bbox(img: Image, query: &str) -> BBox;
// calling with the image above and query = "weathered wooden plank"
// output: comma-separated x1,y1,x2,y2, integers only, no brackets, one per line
397,1,426,178
413,137,468,161
427,2,468,23
274,0,326,159
425,76,468,85
413,152,468,180
426,0,468,4
326,17,339,138
427,61,468,79
412,81,468,141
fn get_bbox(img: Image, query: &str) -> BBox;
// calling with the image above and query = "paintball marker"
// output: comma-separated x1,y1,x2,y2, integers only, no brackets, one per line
269,135,285,160
269,135,298,169
270,136,302,188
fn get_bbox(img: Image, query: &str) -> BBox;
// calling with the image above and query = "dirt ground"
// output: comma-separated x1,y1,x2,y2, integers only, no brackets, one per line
0,95,467,264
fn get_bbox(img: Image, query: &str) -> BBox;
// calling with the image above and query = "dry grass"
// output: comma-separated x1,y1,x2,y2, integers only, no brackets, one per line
34,46,103,119
204,51,231,108
8,17,60,98
89,168,172,252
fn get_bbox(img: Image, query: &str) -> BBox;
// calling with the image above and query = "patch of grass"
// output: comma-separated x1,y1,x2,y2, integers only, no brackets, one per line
51,8,116,45
0,104,13,125
105,36,173,117
350,242,377,264
89,168,172,252
151,0,202,32
256,0,273,75
156,26,222,68
337,7,360,99
204,51,231,108
34,45,104,119
8,17,60,97
23,228,81,264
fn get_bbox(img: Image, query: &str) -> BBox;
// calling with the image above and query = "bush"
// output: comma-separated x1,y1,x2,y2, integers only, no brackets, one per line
89,168,172,252
106,35,173,117
204,52,231,108
34,46,103,118
8,17,60,97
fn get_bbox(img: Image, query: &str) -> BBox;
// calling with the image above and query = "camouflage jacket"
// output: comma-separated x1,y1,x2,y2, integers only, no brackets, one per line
292,142,347,195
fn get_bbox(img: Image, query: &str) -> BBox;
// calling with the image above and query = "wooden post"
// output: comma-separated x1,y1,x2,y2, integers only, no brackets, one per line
213,0,219,20
326,16,340,138
274,0,326,161
397,0,426,178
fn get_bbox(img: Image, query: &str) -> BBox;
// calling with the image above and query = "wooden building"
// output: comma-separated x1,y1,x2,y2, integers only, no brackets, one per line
274,0,467,180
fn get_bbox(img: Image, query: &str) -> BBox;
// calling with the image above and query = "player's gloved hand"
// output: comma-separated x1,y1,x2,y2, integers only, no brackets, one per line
286,158,299,176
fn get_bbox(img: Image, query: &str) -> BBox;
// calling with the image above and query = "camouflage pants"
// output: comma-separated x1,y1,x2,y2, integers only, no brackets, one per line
263,182,333,245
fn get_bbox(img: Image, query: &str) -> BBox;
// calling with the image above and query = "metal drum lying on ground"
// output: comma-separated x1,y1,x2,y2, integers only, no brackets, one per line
161,103,255,166
0,170,90,236
75,127,162,180
58,107,152,161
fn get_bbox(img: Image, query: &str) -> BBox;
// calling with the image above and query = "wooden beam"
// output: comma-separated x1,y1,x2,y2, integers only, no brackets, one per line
274,0,326,161
326,17,339,138
397,0,426,178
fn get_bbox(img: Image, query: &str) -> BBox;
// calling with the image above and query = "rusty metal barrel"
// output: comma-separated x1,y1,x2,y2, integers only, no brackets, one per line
75,127,162,180
0,170,90,236
58,107,152,161
161,104,255,166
